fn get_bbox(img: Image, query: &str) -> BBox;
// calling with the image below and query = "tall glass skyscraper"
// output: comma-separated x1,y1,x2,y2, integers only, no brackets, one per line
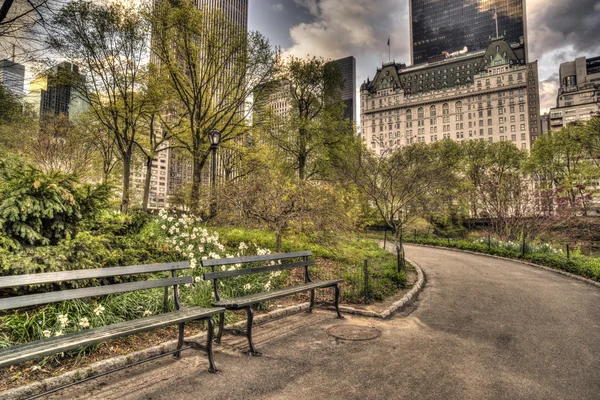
410,0,527,65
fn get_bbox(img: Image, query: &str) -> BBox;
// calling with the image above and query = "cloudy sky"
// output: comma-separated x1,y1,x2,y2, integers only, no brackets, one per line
249,0,600,113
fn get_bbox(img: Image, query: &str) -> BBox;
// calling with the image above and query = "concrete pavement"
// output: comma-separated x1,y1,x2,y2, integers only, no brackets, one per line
43,245,600,400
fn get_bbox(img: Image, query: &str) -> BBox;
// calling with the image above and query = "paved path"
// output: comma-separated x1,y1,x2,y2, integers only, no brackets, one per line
46,245,600,400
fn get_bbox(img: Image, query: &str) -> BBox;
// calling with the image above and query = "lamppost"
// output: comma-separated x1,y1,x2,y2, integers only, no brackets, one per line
208,129,221,218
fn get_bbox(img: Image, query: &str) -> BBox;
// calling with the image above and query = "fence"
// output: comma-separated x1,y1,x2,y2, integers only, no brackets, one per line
311,251,407,305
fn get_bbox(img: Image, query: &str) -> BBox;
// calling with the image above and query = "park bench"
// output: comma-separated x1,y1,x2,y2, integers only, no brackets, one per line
0,262,224,373
202,251,343,356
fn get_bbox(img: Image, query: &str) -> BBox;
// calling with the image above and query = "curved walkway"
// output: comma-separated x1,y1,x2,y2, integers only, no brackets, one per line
39,245,599,400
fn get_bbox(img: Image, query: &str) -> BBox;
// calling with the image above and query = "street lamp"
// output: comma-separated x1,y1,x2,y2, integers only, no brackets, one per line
209,129,221,218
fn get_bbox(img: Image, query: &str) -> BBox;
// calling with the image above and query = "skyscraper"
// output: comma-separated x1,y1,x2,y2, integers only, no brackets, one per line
0,59,25,95
335,56,357,122
25,62,88,122
196,0,248,30
410,0,527,65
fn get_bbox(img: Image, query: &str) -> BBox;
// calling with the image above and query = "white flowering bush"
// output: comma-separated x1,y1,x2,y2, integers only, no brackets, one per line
157,210,288,308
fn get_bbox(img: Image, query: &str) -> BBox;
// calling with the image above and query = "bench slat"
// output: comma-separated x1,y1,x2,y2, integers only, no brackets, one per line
203,260,315,280
201,251,312,267
0,262,190,290
0,276,193,311
212,279,343,308
0,306,224,368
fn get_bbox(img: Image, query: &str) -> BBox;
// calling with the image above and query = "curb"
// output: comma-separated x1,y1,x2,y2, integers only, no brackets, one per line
1,303,310,400
333,257,425,319
404,243,600,288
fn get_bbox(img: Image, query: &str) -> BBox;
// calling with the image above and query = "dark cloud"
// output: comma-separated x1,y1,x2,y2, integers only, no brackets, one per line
529,0,600,61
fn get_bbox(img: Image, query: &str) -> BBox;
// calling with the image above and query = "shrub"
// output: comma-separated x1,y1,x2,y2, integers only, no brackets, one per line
0,159,112,245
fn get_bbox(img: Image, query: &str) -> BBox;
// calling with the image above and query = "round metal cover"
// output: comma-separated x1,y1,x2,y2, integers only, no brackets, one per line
326,325,381,341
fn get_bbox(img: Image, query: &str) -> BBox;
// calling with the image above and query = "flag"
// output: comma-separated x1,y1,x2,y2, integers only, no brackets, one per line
492,10,497,20
387,37,390,46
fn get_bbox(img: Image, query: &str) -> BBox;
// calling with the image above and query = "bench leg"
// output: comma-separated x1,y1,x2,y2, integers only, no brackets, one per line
334,284,344,319
206,318,218,373
216,311,225,345
246,307,261,356
174,322,185,359
307,289,315,313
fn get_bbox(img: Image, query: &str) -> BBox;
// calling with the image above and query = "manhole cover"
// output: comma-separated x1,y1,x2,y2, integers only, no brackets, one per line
326,325,381,341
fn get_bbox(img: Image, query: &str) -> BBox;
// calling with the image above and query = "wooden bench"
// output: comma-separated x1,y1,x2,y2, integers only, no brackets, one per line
202,251,343,356
0,262,224,373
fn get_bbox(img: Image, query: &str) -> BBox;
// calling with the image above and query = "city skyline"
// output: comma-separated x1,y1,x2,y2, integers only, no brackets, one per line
248,0,600,114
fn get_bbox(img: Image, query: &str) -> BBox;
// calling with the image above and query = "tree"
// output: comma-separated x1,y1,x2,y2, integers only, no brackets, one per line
49,1,150,213
0,83,36,154
334,139,460,244
258,56,352,180
150,0,277,214
217,166,351,252
0,0,52,57
25,114,97,180
529,123,600,215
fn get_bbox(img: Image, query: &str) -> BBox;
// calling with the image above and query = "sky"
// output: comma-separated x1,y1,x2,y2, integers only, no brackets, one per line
248,0,600,114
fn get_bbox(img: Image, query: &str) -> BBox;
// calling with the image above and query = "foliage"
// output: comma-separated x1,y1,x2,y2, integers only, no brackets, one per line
0,159,111,245
49,0,152,214
334,138,461,242
403,235,600,282
529,122,600,216
149,0,277,213
257,56,354,180
217,165,355,251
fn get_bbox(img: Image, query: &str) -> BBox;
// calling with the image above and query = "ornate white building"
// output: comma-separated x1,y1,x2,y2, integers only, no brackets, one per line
360,37,541,154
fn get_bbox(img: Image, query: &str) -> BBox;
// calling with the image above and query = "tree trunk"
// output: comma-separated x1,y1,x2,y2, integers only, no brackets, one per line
121,156,131,214
275,231,282,252
142,156,153,211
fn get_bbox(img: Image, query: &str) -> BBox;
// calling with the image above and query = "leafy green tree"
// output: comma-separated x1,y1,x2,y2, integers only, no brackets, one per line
150,0,277,214
334,139,460,244
49,0,151,214
257,56,353,180
529,123,600,215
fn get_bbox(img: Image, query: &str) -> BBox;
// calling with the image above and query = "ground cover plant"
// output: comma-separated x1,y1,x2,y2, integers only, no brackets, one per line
394,233,600,282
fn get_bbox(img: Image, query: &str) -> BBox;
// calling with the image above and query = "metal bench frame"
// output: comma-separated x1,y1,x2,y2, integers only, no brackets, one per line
0,262,224,374
202,251,343,356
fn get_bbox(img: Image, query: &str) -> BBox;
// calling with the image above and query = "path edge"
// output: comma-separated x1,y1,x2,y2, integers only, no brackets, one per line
405,243,600,288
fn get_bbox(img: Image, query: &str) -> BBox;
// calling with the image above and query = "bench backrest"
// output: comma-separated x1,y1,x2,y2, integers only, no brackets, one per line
201,251,313,302
0,262,190,312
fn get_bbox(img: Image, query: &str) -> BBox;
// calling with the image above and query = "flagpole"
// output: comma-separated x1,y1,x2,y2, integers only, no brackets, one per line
495,9,499,38
388,36,391,62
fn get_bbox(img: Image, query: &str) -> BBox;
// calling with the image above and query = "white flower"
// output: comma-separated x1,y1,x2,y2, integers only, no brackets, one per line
271,271,282,278
198,245,204,252
184,283,192,288
161,225,166,230
243,283,252,291
239,242,248,250
200,237,206,244
201,256,208,261
42,330,52,338
55,330,64,337
93,305,105,316
265,281,272,291
79,318,90,328
58,314,69,327
194,276,202,283
31,365,42,371
143,310,153,317
167,217,174,222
